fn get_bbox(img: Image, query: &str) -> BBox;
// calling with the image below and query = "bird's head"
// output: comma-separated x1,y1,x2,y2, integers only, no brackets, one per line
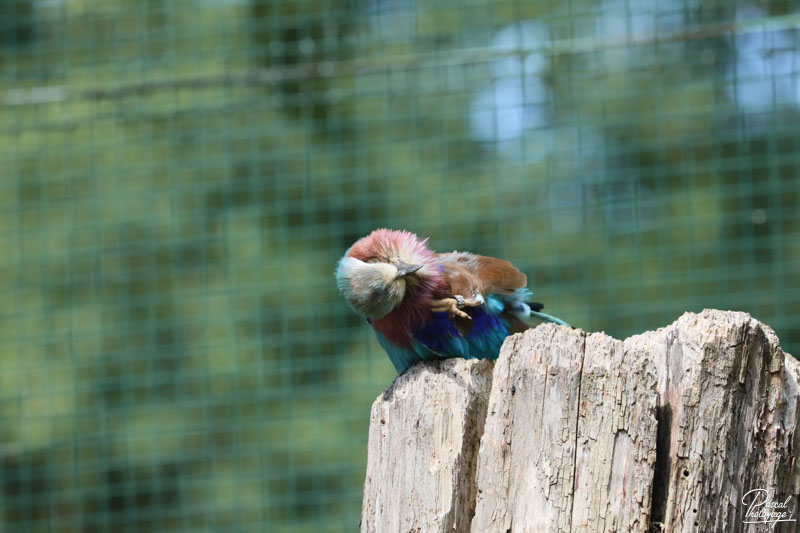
336,229,441,319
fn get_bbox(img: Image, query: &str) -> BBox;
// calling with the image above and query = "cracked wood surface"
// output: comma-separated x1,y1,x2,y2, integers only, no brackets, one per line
628,311,800,532
359,358,493,533
471,324,587,532
361,310,800,533
473,326,660,532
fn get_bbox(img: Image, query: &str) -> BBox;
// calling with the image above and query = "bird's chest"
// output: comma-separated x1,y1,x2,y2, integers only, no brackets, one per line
369,301,431,347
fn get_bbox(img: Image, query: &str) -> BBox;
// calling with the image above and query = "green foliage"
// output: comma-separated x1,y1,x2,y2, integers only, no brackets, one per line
1,0,799,531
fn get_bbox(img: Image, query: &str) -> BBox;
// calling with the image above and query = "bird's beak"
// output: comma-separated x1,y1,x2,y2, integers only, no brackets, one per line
395,260,423,278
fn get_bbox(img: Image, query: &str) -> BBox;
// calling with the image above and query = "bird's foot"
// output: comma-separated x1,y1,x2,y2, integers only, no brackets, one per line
430,296,482,320
431,298,470,319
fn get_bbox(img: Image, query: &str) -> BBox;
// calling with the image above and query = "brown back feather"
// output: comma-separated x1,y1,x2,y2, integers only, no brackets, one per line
436,251,531,336
475,255,527,295
437,252,527,296
436,252,484,297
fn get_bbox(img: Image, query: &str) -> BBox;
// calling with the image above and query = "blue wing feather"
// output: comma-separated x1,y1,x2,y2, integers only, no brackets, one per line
465,309,510,358
373,288,568,374
411,307,511,363
412,312,470,358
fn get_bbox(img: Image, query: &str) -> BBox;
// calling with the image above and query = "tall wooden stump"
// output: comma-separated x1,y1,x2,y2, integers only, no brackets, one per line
361,310,800,532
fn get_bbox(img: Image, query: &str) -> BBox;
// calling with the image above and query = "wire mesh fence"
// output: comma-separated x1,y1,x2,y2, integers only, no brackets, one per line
1,0,799,531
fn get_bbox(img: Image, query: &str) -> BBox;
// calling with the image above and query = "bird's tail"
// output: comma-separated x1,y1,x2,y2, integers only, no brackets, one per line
508,288,571,327
529,310,571,327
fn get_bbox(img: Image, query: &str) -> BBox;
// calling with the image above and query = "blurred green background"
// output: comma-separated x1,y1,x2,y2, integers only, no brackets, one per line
1,0,799,531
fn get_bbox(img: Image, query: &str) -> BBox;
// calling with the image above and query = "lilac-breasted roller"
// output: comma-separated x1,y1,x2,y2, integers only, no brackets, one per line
336,229,570,374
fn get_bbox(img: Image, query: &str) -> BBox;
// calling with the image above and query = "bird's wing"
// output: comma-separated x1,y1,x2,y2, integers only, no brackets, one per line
411,308,511,361
474,255,527,294
434,252,484,301
381,252,566,374
434,250,551,338
436,252,527,297
371,316,473,374
436,251,535,321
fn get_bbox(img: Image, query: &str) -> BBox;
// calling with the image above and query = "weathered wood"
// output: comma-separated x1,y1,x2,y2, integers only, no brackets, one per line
471,323,587,532
628,310,800,532
361,310,800,533
572,332,659,532
360,358,493,533
473,327,660,532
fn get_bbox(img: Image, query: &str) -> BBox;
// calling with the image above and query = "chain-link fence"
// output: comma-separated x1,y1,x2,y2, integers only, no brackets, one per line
1,1,798,531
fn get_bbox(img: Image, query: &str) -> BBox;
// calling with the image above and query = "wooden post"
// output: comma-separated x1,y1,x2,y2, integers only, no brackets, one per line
360,358,493,533
361,310,800,532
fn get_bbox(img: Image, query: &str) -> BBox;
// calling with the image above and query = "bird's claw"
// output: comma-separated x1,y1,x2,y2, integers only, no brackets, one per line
431,296,481,320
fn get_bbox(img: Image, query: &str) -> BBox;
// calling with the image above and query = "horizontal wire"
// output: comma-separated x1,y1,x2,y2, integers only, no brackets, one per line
2,12,800,108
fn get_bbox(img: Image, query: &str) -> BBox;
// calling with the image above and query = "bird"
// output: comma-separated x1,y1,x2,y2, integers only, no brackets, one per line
336,228,570,374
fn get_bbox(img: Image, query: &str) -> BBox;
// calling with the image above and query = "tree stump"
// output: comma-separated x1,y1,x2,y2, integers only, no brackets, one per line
361,310,800,532
360,358,493,533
